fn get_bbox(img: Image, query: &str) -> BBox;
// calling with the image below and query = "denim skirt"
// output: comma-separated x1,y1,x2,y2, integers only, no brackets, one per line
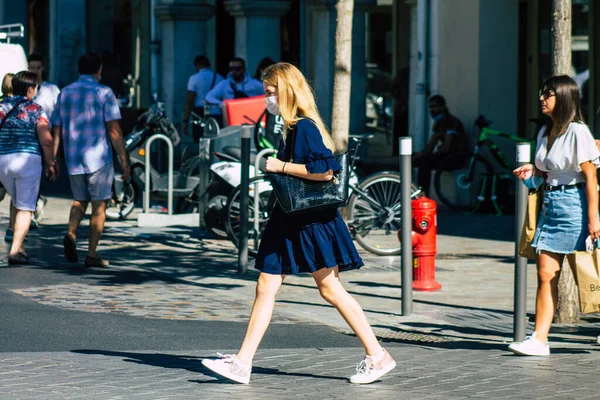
532,186,588,254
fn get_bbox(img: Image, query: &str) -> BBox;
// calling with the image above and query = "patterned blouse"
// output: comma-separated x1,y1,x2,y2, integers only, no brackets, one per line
0,96,48,156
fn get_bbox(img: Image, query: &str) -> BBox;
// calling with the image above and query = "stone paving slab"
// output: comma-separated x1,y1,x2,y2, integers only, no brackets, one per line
2,347,600,399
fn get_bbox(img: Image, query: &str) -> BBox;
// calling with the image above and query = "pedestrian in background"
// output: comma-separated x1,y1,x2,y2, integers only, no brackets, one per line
1,72,14,100
511,75,600,356
204,57,264,125
51,52,130,268
412,95,468,196
202,62,396,385
182,55,223,142
252,57,276,81
27,53,60,121
27,52,58,229
0,73,14,204
0,71,57,264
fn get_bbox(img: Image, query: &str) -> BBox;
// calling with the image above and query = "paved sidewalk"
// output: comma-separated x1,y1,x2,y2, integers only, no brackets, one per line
2,197,600,399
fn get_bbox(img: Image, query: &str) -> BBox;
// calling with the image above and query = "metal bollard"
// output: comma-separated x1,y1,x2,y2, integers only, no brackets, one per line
400,137,413,315
238,126,252,274
197,136,211,229
513,142,531,341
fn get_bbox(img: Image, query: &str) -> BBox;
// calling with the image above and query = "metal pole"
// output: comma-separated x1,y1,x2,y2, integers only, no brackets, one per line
197,136,211,229
514,142,531,341
400,137,413,316
238,126,252,274
254,149,277,234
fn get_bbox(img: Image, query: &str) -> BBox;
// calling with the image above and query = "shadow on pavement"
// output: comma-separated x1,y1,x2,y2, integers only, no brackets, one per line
72,349,348,383
10,220,257,289
72,349,205,372
436,209,514,242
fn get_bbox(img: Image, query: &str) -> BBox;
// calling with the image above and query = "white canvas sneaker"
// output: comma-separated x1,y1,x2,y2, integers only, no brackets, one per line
508,332,550,356
349,349,396,384
201,353,252,384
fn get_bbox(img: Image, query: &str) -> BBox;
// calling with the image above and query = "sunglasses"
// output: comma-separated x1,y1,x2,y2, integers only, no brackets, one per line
538,89,555,100
229,66,244,72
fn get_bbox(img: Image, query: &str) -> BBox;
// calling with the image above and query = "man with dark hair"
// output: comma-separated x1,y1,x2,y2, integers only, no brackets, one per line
205,56,264,122
412,95,469,195
27,52,60,127
182,55,223,142
51,52,130,268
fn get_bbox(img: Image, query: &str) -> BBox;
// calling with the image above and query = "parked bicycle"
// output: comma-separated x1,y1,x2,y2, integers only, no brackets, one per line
224,133,423,257
433,116,535,214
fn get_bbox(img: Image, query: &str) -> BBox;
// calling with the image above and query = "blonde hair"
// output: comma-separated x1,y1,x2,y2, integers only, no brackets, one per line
1,73,14,97
262,63,336,152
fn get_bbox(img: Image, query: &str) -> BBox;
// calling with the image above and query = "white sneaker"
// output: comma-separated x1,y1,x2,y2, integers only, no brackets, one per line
349,349,396,384
201,353,251,384
508,332,550,356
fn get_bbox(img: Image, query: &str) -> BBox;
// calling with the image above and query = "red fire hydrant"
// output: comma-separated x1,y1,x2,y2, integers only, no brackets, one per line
410,197,441,292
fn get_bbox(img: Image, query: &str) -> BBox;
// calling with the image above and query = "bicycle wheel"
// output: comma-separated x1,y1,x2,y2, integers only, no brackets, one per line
225,176,275,257
106,180,136,220
433,154,493,211
346,171,419,256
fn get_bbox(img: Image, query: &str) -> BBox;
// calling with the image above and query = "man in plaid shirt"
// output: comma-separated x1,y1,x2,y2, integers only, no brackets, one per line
51,52,130,268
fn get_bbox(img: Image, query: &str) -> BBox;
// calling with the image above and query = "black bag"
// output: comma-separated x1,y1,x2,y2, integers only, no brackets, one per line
230,82,249,99
267,127,351,215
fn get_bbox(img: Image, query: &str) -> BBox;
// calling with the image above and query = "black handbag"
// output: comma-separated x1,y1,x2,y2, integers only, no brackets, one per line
267,127,351,215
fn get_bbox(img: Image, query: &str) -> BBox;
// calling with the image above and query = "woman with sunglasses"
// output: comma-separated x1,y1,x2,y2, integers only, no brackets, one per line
201,63,396,384
511,75,600,356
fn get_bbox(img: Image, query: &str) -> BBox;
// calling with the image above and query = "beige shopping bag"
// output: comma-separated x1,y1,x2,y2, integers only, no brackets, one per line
574,248,600,314
518,189,542,260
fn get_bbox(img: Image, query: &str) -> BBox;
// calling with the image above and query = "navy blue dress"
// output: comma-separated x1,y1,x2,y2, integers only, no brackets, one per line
255,119,364,275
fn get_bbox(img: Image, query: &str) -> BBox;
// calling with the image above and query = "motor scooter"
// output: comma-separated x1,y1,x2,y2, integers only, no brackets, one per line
106,102,201,220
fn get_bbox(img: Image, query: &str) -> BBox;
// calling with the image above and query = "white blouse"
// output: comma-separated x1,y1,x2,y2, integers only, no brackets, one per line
534,122,600,186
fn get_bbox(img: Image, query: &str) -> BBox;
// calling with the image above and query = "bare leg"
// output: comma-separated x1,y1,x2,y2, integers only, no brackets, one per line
9,209,31,257
67,200,89,240
236,272,286,364
313,267,382,356
534,251,564,343
88,200,107,258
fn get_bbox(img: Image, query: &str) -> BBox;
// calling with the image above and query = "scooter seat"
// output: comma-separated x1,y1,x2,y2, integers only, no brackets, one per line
221,146,266,171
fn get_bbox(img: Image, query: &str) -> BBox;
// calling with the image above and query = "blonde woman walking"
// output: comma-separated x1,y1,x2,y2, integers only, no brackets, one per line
202,63,396,384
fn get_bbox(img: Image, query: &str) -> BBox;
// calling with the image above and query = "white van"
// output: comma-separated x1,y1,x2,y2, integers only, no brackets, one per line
0,24,28,95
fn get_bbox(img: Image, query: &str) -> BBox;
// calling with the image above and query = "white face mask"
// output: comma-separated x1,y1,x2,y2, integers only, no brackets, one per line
265,95,280,116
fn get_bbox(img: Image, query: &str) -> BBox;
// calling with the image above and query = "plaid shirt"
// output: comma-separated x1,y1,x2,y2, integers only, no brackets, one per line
51,75,121,175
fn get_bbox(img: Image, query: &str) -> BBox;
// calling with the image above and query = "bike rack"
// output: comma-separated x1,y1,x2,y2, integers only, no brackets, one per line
143,134,173,215
253,148,277,235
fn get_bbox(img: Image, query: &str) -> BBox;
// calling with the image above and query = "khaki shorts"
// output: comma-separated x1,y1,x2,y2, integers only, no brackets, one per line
69,163,114,201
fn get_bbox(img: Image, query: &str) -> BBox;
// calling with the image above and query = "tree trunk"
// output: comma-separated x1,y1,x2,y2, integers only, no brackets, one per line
551,0,571,75
331,0,354,152
551,0,579,324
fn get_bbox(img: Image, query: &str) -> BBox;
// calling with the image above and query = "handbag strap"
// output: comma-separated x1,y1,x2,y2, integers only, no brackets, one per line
0,98,27,133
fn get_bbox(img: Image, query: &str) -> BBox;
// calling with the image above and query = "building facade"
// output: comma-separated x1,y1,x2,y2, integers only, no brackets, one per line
1,0,598,154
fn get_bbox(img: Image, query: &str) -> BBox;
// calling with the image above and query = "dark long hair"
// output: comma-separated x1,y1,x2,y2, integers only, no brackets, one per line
541,75,583,137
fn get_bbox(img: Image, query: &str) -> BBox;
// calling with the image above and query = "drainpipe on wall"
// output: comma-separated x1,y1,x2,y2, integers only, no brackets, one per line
415,0,430,152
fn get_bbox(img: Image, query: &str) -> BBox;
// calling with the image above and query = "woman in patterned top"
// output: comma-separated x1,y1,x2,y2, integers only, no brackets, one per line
0,71,57,265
